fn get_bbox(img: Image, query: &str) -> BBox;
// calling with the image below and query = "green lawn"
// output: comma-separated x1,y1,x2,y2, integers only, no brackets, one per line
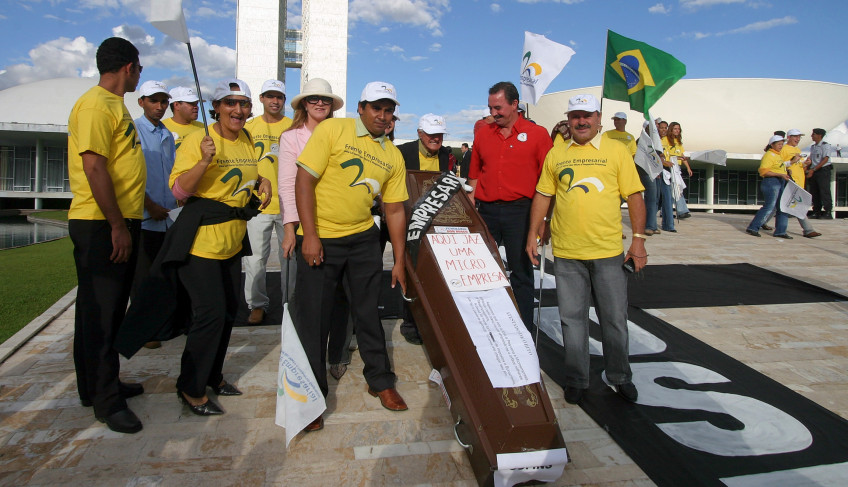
33,210,69,221
0,237,76,344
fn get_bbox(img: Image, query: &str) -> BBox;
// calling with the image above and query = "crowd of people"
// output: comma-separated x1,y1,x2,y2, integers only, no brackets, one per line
66,36,835,436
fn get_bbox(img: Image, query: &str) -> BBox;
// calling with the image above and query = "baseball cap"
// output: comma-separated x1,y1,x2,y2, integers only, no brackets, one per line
786,129,804,136
360,81,400,105
212,78,251,101
260,79,285,96
418,113,447,135
169,86,200,103
613,112,627,120
138,80,169,98
768,134,785,145
566,94,600,113
518,102,528,113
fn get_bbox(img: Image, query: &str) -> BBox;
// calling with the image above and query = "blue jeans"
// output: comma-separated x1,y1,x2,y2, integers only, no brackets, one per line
675,195,689,215
657,179,675,231
554,254,632,388
637,167,659,231
747,177,788,235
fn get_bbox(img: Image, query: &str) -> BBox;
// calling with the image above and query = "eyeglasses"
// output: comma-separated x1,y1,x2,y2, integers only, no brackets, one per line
221,98,252,108
305,95,333,106
132,63,143,74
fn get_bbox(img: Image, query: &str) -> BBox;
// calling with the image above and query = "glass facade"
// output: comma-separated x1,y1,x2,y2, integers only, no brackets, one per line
284,29,302,66
0,145,68,192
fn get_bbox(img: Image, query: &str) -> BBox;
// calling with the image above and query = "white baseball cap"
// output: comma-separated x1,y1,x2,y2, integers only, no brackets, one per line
212,78,251,101
612,112,627,120
787,128,804,136
360,81,400,105
566,94,600,113
260,79,285,96
138,80,169,98
169,86,200,103
418,113,447,135
768,134,786,145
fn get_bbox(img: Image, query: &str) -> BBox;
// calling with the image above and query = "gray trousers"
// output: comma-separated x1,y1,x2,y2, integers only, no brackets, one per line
554,254,632,388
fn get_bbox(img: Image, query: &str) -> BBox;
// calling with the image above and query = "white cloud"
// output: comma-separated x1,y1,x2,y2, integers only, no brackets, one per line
687,15,797,39
349,0,449,37
44,14,75,23
378,27,390,33
429,43,442,52
375,44,404,53
195,7,233,18
649,3,670,14
491,3,501,12
0,36,97,90
404,55,426,62
516,0,584,4
680,0,745,9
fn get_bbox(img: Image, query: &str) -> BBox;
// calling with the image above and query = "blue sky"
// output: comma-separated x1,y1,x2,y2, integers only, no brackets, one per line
0,0,845,141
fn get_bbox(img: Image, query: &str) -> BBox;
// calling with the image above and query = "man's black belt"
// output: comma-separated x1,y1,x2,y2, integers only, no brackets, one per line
478,197,531,205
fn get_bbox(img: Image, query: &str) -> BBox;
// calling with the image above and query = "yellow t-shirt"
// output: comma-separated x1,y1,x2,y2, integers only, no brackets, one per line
68,85,146,220
163,118,205,151
245,115,292,215
170,127,258,259
758,149,787,178
781,144,804,186
418,152,440,172
536,135,644,260
665,138,685,164
601,129,637,157
297,118,408,238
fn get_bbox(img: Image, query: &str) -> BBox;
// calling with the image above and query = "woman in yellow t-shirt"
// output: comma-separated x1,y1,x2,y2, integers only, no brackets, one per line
169,79,272,416
746,135,792,238
665,122,693,219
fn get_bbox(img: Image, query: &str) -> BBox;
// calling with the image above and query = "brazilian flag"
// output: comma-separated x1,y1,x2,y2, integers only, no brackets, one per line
603,30,686,115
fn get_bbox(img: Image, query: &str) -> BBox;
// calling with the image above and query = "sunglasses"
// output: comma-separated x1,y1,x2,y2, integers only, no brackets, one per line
305,95,333,105
221,98,252,108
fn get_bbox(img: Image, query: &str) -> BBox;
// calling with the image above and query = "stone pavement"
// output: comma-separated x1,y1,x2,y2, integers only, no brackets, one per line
1,213,847,486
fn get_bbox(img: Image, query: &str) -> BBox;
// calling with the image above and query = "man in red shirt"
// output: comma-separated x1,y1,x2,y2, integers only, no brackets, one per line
468,81,553,331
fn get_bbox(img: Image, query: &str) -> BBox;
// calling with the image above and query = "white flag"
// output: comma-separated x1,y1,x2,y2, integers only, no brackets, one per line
149,0,190,43
275,303,326,447
779,180,812,219
519,32,575,105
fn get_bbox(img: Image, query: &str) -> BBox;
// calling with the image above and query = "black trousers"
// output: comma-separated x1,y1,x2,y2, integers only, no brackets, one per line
292,225,395,397
808,166,833,214
176,254,240,397
69,218,140,417
131,229,166,300
477,199,535,331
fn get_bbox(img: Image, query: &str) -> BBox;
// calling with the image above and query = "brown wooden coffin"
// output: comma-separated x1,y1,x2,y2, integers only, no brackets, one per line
402,170,567,486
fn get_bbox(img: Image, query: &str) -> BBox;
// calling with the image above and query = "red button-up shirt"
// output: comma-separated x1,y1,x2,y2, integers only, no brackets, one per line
468,115,552,202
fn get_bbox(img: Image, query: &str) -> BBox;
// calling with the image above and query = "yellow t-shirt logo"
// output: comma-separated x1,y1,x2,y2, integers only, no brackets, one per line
341,158,381,194
221,168,254,197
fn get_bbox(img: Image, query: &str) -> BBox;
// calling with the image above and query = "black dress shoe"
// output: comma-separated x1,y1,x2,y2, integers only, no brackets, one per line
177,391,224,416
564,385,585,405
97,408,143,434
400,321,423,345
81,381,145,407
210,381,242,396
615,382,638,403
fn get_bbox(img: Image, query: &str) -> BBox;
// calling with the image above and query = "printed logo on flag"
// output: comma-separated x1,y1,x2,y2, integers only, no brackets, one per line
558,168,605,194
520,51,543,86
277,351,322,403
610,49,657,95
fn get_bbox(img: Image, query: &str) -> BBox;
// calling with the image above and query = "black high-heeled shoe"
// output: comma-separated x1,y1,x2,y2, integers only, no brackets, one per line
177,391,224,416
210,381,242,396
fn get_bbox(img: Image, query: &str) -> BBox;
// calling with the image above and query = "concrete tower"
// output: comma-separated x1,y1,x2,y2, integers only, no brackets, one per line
235,0,287,114
302,0,348,117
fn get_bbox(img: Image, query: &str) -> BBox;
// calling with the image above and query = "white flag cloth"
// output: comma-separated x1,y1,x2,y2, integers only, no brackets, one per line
275,303,326,447
635,128,663,180
519,32,575,105
149,0,190,43
780,180,812,219
690,149,727,166
670,162,687,201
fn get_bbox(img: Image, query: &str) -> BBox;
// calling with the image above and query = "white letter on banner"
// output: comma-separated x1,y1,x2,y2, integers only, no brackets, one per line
631,362,812,456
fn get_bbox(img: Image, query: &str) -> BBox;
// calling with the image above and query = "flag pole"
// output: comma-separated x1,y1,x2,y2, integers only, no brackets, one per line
185,42,209,136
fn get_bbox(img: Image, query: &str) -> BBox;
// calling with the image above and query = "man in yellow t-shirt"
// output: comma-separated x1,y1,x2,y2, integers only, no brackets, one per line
242,80,293,324
763,129,820,237
601,112,637,158
526,94,646,406
67,37,146,434
162,86,204,151
293,81,410,428
395,113,451,345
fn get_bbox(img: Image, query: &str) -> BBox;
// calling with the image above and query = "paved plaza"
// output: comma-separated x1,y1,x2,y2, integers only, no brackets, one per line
1,212,847,486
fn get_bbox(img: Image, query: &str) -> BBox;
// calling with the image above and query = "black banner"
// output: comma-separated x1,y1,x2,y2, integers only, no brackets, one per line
405,172,463,266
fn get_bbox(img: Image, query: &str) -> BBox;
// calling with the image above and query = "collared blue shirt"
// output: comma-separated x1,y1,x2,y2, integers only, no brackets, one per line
135,115,177,231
